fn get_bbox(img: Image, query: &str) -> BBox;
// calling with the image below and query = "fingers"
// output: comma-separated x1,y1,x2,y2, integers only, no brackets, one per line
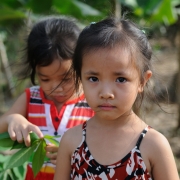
46,144,58,153
21,130,31,147
46,152,57,165
46,144,58,165
29,125,44,139
15,131,24,143
8,121,43,147
23,125,44,147
8,127,17,141
46,152,57,159
50,159,56,165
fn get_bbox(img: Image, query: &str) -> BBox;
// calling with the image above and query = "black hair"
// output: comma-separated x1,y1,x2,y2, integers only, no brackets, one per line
73,16,158,115
20,16,80,85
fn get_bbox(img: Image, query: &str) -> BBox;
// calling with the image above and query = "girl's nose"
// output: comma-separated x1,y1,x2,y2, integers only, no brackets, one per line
53,83,63,92
99,91,114,99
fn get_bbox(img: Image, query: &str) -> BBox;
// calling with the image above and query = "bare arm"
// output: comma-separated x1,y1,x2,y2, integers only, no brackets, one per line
54,132,72,180
147,130,179,179
0,92,43,146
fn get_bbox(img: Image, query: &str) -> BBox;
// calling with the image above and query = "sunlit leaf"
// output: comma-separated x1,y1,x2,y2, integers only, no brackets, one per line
32,139,46,177
44,135,60,146
30,132,39,144
150,0,177,25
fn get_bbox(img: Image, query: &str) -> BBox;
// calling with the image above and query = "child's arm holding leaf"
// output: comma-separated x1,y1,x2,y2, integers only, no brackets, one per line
0,92,59,165
0,92,43,146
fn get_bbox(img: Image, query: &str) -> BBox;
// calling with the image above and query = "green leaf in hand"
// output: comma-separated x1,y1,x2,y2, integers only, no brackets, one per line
4,142,38,170
0,138,14,148
30,132,39,144
32,139,46,177
11,141,26,150
44,135,60,146
0,131,60,177
0,132,10,139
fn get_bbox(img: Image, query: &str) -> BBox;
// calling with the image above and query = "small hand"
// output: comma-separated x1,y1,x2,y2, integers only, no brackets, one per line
7,114,43,147
46,143,59,165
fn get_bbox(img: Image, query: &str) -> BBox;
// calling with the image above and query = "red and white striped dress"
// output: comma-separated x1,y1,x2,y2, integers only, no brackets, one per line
25,86,94,180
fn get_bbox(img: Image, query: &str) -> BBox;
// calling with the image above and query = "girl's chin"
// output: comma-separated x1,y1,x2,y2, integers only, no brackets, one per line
53,96,67,102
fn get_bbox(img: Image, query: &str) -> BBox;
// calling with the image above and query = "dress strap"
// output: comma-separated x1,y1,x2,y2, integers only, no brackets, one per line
81,121,87,140
82,121,87,130
136,126,151,149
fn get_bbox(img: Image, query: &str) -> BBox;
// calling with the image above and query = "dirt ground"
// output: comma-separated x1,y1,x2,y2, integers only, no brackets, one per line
0,38,180,174
143,40,180,173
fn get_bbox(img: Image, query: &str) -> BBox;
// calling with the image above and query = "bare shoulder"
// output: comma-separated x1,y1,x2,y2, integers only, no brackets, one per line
61,123,84,154
140,127,170,165
143,128,172,155
55,123,84,179
141,127,179,179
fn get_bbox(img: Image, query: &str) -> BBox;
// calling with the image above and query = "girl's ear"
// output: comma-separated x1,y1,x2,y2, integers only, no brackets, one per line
138,70,152,93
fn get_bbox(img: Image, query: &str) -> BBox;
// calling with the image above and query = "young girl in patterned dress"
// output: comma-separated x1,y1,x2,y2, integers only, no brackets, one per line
54,17,179,179
0,17,94,179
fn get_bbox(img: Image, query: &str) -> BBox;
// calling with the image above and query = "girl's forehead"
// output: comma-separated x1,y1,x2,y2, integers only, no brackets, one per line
81,46,140,76
83,46,135,66
37,59,72,76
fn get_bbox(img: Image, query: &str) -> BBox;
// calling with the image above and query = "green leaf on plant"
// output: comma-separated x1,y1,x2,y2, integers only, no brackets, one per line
32,139,46,177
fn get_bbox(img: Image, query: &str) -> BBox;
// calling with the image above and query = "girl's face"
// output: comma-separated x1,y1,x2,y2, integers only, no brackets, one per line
81,46,151,121
36,59,75,104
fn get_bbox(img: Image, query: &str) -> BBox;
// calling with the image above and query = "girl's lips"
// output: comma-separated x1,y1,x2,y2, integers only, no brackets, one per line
98,104,116,110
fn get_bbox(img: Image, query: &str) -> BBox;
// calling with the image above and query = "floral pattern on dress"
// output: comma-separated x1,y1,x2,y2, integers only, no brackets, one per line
71,122,152,180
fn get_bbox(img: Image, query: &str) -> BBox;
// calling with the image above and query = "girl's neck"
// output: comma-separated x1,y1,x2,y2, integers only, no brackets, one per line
90,111,143,129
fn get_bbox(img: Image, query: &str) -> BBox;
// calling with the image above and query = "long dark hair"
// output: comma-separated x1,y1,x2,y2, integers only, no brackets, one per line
20,16,80,85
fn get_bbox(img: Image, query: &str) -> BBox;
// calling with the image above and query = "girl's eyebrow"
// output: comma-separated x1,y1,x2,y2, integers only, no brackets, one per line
113,71,127,76
84,71,99,75
37,72,48,77
84,70,127,76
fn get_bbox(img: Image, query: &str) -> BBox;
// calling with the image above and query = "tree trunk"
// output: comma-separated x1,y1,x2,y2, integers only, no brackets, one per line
0,34,15,97
111,0,121,18
177,15,180,129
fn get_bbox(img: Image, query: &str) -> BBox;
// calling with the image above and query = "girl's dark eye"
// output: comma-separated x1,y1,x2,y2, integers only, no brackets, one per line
116,77,126,83
89,77,98,82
